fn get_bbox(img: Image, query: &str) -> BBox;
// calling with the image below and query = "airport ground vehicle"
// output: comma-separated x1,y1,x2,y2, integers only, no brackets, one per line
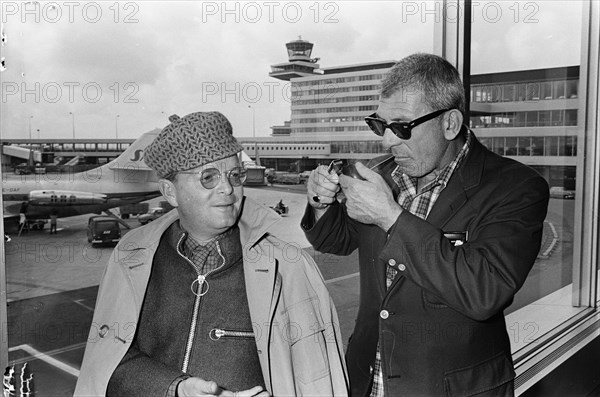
119,203,150,219
87,216,121,246
138,207,166,225
266,171,301,184
549,186,576,199
269,200,289,216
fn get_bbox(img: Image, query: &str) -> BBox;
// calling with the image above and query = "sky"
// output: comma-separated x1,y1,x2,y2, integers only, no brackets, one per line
0,0,583,140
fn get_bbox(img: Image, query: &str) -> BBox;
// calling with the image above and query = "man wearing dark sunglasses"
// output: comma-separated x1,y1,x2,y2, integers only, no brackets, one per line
302,53,549,397
76,111,348,397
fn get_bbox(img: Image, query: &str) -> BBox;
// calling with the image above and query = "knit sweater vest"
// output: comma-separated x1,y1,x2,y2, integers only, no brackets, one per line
120,222,264,392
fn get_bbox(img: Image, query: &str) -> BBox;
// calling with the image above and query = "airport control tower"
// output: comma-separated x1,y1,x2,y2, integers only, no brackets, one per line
269,37,322,81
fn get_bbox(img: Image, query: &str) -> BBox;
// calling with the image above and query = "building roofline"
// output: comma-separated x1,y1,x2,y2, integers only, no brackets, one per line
321,60,397,74
471,65,580,84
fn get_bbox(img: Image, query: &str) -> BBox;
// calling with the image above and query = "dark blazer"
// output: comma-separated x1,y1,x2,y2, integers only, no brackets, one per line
302,136,549,396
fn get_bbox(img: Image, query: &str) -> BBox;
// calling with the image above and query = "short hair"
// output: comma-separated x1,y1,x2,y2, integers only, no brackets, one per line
380,53,466,115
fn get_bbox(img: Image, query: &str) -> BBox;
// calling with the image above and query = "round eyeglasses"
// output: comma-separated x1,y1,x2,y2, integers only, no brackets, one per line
364,108,452,140
179,167,247,189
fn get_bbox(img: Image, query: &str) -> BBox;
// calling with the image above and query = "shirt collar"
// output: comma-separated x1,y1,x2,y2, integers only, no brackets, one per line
392,128,472,192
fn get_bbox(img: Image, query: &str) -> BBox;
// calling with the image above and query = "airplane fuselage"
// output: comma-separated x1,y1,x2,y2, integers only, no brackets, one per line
2,168,160,220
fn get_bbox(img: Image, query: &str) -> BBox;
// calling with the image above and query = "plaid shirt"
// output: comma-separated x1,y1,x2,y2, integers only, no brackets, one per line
369,131,472,397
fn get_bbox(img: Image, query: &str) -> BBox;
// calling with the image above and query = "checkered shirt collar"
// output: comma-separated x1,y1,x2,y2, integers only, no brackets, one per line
180,225,233,274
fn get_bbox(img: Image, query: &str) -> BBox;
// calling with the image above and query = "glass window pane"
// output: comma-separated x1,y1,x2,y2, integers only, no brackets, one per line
532,137,545,156
539,110,552,126
542,81,553,99
518,137,532,156
545,136,559,156
554,80,566,99
566,80,578,98
526,111,539,127
505,137,518,155
493,137,505,155
565,109,578,125
552,109,565,126
515,112,527,127
503,84,516,102
470,0,586,359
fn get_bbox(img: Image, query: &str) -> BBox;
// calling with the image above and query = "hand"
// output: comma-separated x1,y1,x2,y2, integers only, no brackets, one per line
338,162,402,231
306,165,341,210
177,377,270,397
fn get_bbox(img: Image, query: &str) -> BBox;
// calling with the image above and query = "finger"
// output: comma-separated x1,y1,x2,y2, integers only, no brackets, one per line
338,174,360,190
236,386,267,396
178,377,219,396
309,171,340,204
314,168,339,185
198,380,219,394
354,162,378,181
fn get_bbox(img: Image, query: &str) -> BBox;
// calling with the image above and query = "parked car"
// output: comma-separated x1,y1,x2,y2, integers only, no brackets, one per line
299,170,312,184
87,216,121,246
138,207,166,225
14,163,32,175
549,186,576,199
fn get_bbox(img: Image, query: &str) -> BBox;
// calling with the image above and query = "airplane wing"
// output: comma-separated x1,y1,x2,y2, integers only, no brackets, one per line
3,202,22,220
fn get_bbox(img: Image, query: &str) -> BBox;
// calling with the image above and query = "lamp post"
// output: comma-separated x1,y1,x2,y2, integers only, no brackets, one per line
69,112,75,140
116,114,120,139
28,115,33,141
247,105,257,162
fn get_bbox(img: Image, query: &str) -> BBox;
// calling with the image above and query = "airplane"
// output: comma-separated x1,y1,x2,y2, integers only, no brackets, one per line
2,130,162,231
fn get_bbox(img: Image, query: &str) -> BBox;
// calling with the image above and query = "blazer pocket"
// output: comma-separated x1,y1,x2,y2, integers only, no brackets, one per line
443,352,515,397
422,290,449,309
291,330,331,385
286,297,330,385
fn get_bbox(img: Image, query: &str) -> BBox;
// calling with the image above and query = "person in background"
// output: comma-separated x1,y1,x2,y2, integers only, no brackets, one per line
302,53,549,396
49,210,58,234
75,111,348,397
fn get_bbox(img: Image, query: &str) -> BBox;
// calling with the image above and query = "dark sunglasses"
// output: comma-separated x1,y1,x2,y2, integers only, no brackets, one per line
179,167,247,189
364,108,452,140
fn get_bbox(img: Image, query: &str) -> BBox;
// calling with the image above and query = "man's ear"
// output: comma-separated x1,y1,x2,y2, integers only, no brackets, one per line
443,109,464,141
158,179,178,207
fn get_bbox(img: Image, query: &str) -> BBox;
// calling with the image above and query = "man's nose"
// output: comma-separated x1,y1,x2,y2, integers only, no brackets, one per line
216,173,234,194
381,128,400,150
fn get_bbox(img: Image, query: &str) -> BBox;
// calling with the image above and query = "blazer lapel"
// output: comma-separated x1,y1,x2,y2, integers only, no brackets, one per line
427,135,486,228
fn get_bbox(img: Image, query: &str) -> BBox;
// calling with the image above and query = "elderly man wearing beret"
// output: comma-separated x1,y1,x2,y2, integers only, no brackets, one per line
74,111,349,397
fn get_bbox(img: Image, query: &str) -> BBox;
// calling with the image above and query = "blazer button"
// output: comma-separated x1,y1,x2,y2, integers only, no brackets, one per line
398,263,406,271
388,259,396,266
380,310,389,319
99,324,109,338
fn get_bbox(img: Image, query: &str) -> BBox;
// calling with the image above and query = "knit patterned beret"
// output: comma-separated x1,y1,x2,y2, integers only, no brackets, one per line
144,111,244,178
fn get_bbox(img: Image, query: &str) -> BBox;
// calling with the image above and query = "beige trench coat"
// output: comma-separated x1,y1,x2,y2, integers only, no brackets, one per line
74,197,348,396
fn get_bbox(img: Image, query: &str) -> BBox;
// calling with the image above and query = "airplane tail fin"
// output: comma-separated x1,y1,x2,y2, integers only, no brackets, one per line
100,128,161,172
